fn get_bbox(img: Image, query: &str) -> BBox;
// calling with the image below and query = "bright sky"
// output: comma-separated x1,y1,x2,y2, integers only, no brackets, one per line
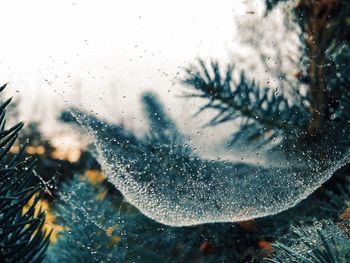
0,0,254,150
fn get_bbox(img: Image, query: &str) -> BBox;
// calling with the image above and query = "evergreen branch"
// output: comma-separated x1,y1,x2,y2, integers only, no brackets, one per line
266,221,350,263
142,92,182,145
46,176,126,263
264,0,289,13
61,91,190,162
0,84,50,262
181,60,309,145
321,176,350,216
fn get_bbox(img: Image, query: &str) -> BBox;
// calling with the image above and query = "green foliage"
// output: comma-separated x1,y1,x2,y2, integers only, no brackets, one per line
62,92,186,151
322,176,350,217
266,221,350,263
264,0,288,13
142,92,191,160
142,92,183,146
181,1,350,152
0,84,50,262
46,173,269,262
61,92,199,185
60,93,275,262
267,0,350,135
57,3,350,261
182,60,309,147
45,176,127,263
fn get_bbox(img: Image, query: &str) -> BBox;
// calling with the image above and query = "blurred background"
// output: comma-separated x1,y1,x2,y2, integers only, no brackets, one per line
4,0,343,262
0,0,273,157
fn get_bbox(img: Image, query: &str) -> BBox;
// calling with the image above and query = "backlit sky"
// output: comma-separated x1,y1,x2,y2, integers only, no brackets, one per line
0,0,266,155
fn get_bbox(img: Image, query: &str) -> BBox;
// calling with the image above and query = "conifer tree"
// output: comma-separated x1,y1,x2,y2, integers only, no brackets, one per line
56,1,350,261
0,84,50,262
182,0,350,152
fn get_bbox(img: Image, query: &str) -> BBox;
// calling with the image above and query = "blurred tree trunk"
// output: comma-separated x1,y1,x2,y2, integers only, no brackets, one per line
299,0,339,135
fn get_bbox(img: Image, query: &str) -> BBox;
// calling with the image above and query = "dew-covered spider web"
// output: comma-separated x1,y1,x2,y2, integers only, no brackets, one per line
60,89,350,226
7,0,347,227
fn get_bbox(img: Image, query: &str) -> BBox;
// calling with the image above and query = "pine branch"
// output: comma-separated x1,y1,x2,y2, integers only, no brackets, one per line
181,60,309,146
45,175,126,263
142,92,183,146
266,0,350,137
264,0,289,13
141,92,191,159
0,83,50,262
321,176,350,217
266,221,350,263
61,92,190,164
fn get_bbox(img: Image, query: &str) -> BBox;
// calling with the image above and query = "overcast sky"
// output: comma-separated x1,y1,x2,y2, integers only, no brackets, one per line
0,0,268,156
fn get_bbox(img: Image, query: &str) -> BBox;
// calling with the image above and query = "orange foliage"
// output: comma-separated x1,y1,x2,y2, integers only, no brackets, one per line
258,240,274,258
86,169,106,185
23,196,68,243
